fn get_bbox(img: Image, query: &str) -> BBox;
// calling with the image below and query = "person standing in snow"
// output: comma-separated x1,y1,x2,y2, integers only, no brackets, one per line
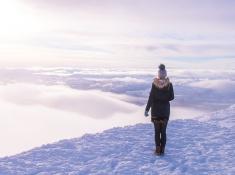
145,64,174,155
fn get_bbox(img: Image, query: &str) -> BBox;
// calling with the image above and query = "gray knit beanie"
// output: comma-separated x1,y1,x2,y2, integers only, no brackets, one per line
158,64,167,79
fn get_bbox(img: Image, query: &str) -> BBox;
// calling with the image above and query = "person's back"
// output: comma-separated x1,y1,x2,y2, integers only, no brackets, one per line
148,77,174,120
145,64,174,155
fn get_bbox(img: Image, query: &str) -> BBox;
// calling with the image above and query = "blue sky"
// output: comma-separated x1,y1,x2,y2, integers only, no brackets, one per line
0,0,234,68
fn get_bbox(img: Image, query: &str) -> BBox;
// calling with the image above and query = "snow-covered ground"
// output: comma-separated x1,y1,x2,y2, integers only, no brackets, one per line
0,105,234,175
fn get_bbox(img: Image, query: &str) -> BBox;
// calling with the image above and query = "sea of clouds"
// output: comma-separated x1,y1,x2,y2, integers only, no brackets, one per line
0,67,235,157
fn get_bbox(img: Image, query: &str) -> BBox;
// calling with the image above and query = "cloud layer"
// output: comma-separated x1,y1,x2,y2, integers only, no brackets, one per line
0,83,138,119
0,83,146,157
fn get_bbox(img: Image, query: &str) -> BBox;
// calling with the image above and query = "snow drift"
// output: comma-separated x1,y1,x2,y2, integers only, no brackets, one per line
0,105,234,175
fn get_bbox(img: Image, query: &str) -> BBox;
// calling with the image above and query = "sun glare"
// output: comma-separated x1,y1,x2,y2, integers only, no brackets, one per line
0,0,39,39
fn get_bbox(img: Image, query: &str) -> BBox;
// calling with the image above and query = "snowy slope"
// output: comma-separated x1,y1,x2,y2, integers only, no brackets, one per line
197,104,235,128
0,106,234,175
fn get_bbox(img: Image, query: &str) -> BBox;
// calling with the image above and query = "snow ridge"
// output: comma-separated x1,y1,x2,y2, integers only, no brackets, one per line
0,106,234,175
198,104,235,128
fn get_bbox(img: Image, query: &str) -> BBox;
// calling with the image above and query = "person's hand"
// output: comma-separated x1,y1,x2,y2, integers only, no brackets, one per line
144,111,149,117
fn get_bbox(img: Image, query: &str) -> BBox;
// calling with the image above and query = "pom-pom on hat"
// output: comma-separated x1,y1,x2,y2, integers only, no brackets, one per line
159,64,165,70
158,64,167,79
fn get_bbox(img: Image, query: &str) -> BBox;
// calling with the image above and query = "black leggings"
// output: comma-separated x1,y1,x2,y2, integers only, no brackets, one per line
153,118,168,148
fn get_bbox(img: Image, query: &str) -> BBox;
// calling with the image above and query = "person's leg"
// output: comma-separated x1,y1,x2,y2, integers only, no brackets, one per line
153,120,161,154
160,119,168,154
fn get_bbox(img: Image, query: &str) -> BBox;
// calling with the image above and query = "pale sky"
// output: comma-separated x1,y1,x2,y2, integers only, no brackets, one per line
0,0,234,68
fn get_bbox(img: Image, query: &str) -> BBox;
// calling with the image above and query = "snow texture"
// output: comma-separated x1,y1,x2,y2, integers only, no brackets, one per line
0,105,234,175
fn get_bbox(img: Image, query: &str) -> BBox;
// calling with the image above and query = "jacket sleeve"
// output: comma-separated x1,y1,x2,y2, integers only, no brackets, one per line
168,83,174,101
145,84,154,112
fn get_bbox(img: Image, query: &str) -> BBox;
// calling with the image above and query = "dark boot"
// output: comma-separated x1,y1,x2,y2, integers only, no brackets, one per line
160,145,165,155
155,146,161,155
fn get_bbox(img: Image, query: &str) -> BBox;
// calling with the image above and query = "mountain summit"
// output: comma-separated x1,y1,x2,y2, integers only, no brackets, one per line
0,106,234,175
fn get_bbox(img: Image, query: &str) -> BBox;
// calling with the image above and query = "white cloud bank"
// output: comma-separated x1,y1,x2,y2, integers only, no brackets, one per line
0,83,147,157
0,83,139,119
189,79,235,95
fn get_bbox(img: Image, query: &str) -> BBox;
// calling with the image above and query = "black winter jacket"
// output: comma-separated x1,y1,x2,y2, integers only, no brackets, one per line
145,78,174,119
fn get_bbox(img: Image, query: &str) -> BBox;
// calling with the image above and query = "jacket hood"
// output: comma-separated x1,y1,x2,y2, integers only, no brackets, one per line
153,77,170,89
